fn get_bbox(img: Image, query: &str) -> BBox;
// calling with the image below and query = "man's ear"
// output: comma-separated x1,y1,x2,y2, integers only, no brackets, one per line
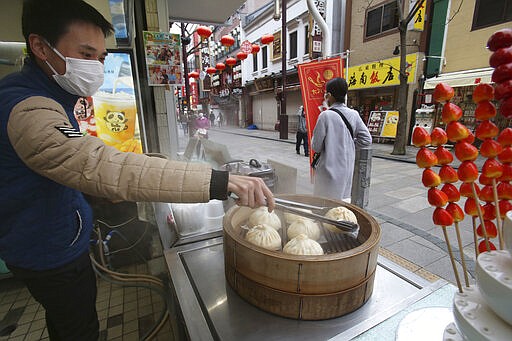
28,34,50,61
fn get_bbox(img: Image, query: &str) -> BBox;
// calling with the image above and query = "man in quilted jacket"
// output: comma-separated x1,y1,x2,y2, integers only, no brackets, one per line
0,1,274,339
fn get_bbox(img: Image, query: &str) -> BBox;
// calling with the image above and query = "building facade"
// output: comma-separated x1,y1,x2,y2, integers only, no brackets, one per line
240,0,347,132
346,0,428,141
423,0,511,133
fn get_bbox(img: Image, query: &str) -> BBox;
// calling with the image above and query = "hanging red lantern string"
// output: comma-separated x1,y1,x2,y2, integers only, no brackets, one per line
196,26,212,40
220,35,235,47
261,34,274,45
251,44,260,54
206,67,217,75
215,62,226,71
188,71,200,79
225,57,237,67
236,52,248,60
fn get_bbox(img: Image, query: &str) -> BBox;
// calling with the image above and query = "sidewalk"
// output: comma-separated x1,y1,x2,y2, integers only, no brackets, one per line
202,125,489,171
208,125,419,162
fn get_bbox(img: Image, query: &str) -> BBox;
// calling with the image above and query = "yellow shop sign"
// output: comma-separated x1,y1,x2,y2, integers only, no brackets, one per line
347,53,417,90
408,0,426,32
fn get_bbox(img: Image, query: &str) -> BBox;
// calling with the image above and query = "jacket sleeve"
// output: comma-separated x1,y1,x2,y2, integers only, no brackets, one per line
7,96,214,203
311,111,327,152
354,117,372,149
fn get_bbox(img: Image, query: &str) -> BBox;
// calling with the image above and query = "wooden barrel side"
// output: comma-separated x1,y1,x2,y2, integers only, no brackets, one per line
225,229,379,294
225,263,377,320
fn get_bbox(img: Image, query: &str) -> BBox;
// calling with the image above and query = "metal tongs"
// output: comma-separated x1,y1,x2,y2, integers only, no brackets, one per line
274,198,358,233
228,193,358,233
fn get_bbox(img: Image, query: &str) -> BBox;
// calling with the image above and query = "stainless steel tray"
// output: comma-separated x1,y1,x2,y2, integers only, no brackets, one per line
164,237,447,341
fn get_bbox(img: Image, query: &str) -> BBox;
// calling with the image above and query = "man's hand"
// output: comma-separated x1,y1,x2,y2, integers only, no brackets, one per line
227,174,275,212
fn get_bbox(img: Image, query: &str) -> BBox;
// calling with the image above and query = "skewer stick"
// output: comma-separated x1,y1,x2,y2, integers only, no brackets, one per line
491,179,504,249
454,222,470,287
472,216,479,259
471,182,491,251
442,226,463,293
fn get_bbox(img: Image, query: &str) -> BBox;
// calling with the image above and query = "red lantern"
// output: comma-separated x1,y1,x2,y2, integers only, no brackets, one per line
261,34,274,45
206,67,217,75
188,71,199,79
196,26,212,40
215,62,226,71
225,57,237,67
251,44,260,54
220,35,235,47
236,52,248,60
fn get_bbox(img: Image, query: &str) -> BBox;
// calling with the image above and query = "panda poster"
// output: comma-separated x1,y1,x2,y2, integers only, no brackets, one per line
380,111,399,138
74,52,143,153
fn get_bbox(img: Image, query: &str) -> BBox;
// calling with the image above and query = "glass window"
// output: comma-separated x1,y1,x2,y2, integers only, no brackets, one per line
289,31,298,59
262,46,268,69
304,25,309,55
365,1,398,38
472,0,512,30
382,2,399,31
253,52,258,72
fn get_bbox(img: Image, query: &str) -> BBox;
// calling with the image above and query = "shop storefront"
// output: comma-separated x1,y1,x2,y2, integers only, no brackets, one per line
244,71,303,131
422,67,509,134
346,53,420,141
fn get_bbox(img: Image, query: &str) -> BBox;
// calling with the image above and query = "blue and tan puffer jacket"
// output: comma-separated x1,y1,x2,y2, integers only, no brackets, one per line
0,59,214,271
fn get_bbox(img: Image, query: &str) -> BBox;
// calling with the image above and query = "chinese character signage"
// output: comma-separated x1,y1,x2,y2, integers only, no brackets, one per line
271,31,282,61
200,38,211,91
298,57,345,162
408,0,426,31
190,81,199,108
142,31,183,86
309,0,326,58
347,53,418,90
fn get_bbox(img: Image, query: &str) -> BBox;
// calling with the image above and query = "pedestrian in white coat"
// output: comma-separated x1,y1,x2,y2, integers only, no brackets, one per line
311,78,372,202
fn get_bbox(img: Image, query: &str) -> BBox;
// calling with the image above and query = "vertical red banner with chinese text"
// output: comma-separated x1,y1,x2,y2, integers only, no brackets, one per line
297,57,345,165
190,81,199,108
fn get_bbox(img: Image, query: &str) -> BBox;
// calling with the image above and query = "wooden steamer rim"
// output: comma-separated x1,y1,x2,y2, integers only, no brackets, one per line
223,194,382,320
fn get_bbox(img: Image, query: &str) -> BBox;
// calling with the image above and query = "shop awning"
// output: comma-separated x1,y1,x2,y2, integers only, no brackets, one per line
167,0,246,24
423,68,494,89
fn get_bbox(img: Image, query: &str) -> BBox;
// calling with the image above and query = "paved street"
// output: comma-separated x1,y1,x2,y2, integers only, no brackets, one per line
179,125,481,286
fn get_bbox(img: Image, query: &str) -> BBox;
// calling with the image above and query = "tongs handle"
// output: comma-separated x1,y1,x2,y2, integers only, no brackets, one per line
274,202,358,233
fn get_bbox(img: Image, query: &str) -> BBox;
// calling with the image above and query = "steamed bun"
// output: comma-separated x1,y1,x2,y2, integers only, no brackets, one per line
323,206,358,232
283,234,323,255
245,224,282,251
248,206,282,230
287,218,321,241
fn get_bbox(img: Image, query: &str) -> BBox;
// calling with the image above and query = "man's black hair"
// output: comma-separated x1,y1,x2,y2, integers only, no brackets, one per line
325,77,348,103
22,0,114,57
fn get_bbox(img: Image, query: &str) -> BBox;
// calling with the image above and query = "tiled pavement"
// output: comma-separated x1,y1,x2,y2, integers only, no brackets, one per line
0,125,485,340
0,259,173,341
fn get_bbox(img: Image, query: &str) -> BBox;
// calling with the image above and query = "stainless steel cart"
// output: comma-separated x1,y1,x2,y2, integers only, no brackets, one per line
162,237,455,341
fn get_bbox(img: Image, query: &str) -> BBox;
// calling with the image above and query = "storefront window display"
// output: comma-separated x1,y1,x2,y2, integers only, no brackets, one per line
349,92,395,126
427,84,509,138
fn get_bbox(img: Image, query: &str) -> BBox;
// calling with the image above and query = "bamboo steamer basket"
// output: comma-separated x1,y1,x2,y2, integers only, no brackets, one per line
223,194,381,320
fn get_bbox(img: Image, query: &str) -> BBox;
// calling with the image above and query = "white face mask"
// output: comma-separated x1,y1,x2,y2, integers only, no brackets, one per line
45,42,104,97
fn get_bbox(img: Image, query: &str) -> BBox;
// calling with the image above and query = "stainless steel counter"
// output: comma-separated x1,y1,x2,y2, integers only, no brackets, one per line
164,237,449,341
